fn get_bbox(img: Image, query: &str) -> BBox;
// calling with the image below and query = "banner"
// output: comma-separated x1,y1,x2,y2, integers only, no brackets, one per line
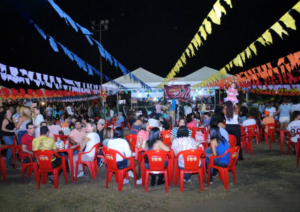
164,85,191,99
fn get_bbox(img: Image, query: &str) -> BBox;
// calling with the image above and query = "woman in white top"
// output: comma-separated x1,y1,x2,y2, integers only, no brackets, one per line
75,122,100,178
15,107,32,144
223,101,244,160
33,106,44,137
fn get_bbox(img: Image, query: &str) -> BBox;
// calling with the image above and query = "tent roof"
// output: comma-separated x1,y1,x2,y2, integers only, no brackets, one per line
103,67,164,89
173,66,232,86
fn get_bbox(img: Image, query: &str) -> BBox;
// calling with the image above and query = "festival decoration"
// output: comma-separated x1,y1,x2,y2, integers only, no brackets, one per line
157,0,233,88
193,1,300,88
47,0,151,90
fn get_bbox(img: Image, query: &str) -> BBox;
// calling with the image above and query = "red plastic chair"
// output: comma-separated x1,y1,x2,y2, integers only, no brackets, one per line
0,156,7,182
228,135,237,148
75,143,100,180
245,125,259,145
260,123,276,144
188,127,197,139
241,134,253,156
240,126,246,136
16,144,37,182
161,130,171,146
148,126,154,130
127,122,132,131
54,134,70,145
207,146,240,190
174,149,205,192
287,132,300,168
121,122,125,130
125,134,137,152
104,148,137,192
142,150,170,192
110,119,116,125
34,150,68,189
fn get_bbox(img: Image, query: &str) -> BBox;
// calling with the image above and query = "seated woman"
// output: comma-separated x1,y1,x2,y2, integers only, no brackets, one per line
159,117,170,130
130,115,143,134
145,127,170,186
170,118,192,142
203,112,211,127
186,113,197,127
205,125,230,184
172,126,199,182
107,127,142,185
137,121,150,148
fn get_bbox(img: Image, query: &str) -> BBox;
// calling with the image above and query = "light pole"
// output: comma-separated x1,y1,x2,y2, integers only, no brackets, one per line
91,20,109,109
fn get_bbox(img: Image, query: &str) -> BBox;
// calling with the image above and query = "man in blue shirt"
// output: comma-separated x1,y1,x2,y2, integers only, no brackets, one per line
115,112,125,128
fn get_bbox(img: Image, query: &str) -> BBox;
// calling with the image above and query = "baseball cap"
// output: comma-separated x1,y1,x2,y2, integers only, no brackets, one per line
98,119,105,125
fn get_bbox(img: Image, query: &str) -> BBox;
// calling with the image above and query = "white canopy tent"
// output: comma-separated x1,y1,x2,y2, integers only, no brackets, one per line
102,67,164,90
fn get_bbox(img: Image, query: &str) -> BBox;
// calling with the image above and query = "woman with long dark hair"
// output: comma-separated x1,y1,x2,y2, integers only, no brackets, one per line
223,101,243,160
186,113,197,127
170,118,192,142
205,126,230,183
145,127,170,186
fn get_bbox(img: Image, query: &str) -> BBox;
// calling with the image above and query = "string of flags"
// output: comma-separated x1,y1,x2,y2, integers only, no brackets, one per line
193,1,300,88
157,0,233,88
47,0,151,91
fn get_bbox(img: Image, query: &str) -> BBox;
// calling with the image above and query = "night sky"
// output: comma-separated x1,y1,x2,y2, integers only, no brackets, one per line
1,0,300,90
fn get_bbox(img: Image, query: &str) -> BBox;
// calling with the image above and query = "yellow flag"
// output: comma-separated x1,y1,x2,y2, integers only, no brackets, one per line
237,54,243,67
199,26,207,40
185,47,191,58
195,33,202,46
208,10,221,25
204,19,212,34
214,0,226,19
292,1,300,13
233,57,239,67
224,0,232,8
257,37,266,46
240,52,246,63
226,64,230,71
271,22,289,39
189,44,195,56
246,47,252,59
191,38,199,50
262,30,273,44
280,13,296,30
229,61,233,68
181,53,187,64
250,43,257,55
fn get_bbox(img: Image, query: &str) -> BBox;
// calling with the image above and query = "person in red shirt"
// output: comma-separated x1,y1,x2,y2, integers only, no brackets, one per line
21,122,35,163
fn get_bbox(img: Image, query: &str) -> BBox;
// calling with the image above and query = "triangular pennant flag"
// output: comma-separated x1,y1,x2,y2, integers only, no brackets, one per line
224,0,233,8
208,10,220,25
277,57,285,66
203,19,212,33
249,43,257,55
257,37,267,46
49,36,59,52
199,26,207,40
280,13,296,30
292,1,300,13
271,22,289,39
34,24,47,40
262,30,273,44
287,54,296,67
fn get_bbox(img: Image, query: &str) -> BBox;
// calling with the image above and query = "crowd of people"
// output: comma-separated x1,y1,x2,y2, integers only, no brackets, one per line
1,96,299,186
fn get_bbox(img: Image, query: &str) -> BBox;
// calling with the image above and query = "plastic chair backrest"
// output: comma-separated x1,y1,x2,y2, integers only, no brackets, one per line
240,126,246,135
227,146,240,169
34,150,56,170
265,123,276,133
178,149,205,171
111,119,116,124
121,122,125,129
53,134,68,144
187,127,196,138
104,148,126,170
125,134,137,151
84,143,101,160
245,125,256,135
228,135,237,148
16,144,30,158
127,122,132,130
143,150,169,171
161,130,171,145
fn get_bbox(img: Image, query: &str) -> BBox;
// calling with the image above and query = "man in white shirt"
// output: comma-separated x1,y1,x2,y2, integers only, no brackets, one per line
110,108,114,118
287,111,300,146
148,114,159,127
73,122,100,178
242,114,256,128
107,127,142,185
292,102,300,112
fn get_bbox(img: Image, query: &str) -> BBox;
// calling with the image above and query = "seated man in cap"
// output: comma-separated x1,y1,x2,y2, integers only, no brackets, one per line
262,111,275,133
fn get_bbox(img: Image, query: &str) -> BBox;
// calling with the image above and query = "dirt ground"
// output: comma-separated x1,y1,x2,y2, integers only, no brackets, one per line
1,135,300,212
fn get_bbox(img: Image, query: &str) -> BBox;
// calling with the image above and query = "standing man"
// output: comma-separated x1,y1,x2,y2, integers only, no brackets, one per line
121,105,127,128
88,105,94,117
155,101,162,118
214,100,224,119
94,103,101,117
170,99,176,127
